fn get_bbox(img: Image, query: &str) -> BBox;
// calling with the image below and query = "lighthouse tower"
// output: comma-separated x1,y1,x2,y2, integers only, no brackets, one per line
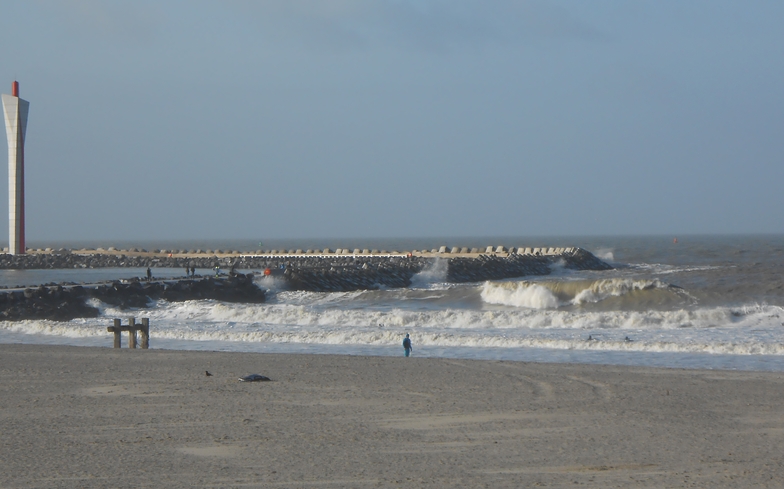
2,81,29,254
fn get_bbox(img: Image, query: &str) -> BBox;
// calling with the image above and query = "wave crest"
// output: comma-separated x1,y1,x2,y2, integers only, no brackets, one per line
481,282,559,309
481,278,678,309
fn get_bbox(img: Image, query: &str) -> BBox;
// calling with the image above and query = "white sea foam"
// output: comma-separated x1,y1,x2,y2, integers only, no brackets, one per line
630,263,726,275
271,289,366,307
0,319,107,338
481,282,560,309
480,278,675,308
146,297,774,332
4,312,784,357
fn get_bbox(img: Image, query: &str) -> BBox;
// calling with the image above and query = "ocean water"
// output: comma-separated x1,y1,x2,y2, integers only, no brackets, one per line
2,235,784,372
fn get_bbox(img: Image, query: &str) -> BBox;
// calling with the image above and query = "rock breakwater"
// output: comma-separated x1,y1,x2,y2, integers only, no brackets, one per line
0,274,264,322
283,257,429,292
0,247,612,307
280,248,612,292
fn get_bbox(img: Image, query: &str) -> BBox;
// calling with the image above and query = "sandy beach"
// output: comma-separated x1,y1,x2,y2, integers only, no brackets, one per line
1,345,784,488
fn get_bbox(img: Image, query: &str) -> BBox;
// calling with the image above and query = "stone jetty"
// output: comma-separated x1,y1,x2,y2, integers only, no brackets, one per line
283,257,428,292
0,274,264,322
0,246,612,309
281,247,611,292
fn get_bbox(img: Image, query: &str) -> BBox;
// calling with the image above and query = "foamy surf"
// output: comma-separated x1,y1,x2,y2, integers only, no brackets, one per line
3,307,784,358
58,294,784,334
481,278,689,309
481,281,559,309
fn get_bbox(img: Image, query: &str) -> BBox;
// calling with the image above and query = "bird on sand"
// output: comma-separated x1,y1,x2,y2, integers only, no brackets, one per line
205,371,213,376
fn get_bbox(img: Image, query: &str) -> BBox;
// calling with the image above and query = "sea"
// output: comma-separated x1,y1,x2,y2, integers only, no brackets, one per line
1,235,783,372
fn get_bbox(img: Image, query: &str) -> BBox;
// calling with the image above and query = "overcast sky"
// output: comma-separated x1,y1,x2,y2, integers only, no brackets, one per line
1,1,782,242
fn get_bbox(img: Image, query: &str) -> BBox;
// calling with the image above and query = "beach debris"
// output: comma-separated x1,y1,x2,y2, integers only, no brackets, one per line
205,371,212,377
625,336,633,342
239,374,271,382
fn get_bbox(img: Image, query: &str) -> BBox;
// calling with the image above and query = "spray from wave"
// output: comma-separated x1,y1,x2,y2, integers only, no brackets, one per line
411,258,448,288
255,274,288,292
594,248,615,262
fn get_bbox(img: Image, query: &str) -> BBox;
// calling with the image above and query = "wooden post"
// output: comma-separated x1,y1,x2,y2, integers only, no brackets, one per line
140,318,150,349
107,317,150,349
128,317,137,349
112,318,121,348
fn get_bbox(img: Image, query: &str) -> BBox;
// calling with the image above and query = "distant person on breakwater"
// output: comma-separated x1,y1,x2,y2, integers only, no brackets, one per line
146,267,152,281
403,333,412,357
191,266,196,276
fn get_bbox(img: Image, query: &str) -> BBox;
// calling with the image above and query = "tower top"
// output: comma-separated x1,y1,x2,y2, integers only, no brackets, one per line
12,81,18,97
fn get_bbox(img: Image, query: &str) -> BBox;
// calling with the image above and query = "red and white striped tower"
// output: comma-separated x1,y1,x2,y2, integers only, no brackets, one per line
2,81,29,254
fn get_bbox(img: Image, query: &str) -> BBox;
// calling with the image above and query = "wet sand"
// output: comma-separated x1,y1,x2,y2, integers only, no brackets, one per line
1,344,783,488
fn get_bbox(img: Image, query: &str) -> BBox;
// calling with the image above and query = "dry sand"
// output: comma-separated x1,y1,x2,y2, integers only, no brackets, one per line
1,344,784,488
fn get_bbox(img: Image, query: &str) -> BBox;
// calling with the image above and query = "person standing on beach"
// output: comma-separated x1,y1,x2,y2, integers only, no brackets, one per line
403,333,412,357
146,267,152,281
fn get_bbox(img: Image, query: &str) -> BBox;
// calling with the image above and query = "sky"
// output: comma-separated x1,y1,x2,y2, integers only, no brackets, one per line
0,0,782,242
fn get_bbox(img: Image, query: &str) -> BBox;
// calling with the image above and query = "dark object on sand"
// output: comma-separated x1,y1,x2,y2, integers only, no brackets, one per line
239,374,271,382
205,371,212,376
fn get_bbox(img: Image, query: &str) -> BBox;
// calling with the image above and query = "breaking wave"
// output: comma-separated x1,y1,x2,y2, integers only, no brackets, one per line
481,278,688,309
481,282,559,309
1,296,782,335
2,301,784,357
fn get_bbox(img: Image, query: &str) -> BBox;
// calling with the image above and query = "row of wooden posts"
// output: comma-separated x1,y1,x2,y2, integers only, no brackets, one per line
108,317,150,349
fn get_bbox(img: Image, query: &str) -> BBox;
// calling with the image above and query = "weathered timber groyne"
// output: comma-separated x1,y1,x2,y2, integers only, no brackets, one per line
0,274,264,322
